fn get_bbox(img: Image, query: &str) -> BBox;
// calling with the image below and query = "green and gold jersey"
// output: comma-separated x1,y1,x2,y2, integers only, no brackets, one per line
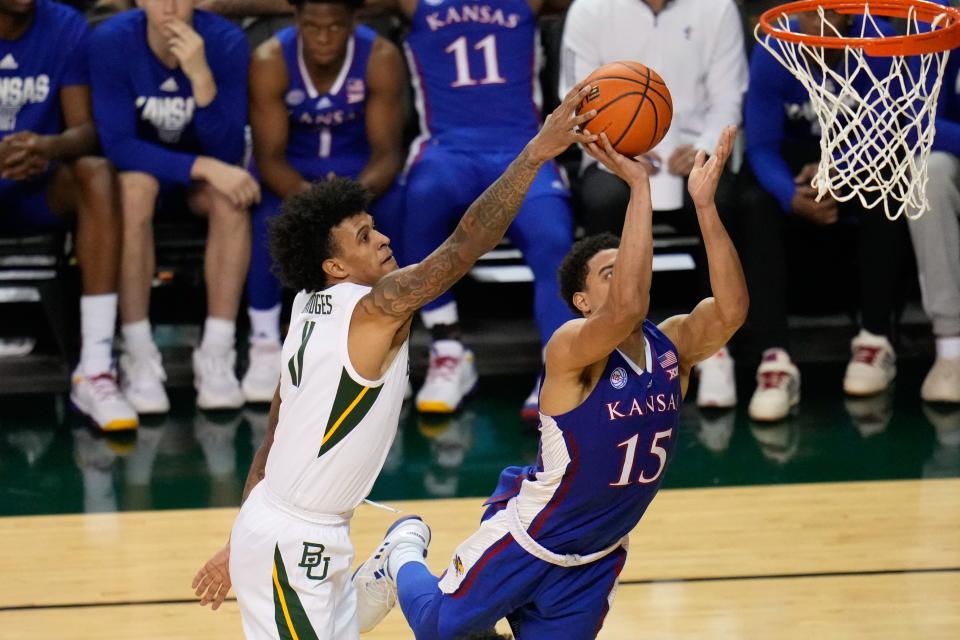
264,282,409,515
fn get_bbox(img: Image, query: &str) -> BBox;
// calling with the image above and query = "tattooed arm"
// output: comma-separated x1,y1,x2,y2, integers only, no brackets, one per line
348,81,597,378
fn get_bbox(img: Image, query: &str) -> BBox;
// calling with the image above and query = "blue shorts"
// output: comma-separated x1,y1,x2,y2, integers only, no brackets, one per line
399,504,627,640
0,175,62,234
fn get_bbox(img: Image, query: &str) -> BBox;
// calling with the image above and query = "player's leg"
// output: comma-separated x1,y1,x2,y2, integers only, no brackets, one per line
45,160,137,430
242,189,284,404
505,165,575,419
842,194,906,396
187,182,251,410
355,514,532,640
907,151,960,402
736,169,800,422
403,148,480,413
116,171,170,414
231,487,358,639
508,547,628,640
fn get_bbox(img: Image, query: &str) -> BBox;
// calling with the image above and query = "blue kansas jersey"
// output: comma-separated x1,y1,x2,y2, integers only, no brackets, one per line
404,0,542,148
485,320,682,555
276,24,376,180
88,9,249,185
1,0,88,190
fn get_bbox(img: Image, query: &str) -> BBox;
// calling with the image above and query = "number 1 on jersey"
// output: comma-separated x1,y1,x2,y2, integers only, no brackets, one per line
318,128,331,158
445,34,506,88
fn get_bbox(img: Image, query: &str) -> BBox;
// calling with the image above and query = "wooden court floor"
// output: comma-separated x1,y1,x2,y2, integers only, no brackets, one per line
1,478,958,639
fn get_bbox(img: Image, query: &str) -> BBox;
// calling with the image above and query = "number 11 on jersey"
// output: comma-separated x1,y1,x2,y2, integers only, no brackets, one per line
445,34,506,87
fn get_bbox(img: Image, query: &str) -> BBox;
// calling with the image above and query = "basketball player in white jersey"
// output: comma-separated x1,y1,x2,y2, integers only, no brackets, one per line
190,82,598,638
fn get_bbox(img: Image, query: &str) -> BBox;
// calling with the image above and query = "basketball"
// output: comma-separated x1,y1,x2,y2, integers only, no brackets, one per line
578,61,673,157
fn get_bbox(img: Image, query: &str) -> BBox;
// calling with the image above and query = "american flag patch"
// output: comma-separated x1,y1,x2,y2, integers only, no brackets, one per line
658,350,678,369
346,78,365,104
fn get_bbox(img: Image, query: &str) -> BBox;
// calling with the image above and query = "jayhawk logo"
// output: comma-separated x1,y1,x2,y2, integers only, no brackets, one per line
453,555,465,576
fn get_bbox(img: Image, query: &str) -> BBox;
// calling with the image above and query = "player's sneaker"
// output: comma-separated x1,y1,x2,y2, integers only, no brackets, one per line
71,369,139,432
695,347,737,408
119,348,170,414
193,348,244,410
843,330,896,396
521,376,541,422
748,348,800,422
353,515,432,633
241,342,281,403
920,357,960,403
416,340,478,413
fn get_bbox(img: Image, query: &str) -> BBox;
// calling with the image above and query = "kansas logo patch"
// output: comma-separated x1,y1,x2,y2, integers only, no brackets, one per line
610,367,628,389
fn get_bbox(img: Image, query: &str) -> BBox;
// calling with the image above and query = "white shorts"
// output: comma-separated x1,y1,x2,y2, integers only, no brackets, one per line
230,483,358,639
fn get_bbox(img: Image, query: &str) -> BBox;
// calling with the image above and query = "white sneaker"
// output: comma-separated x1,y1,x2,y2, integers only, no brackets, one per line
241,342,281,403
748,349,800,422
193,348,244,410
843,330,896,396
695,347,737,408
71,369,139,432
920,357,960,403
119,348,170,414
415,340,478,414
353,515,432,633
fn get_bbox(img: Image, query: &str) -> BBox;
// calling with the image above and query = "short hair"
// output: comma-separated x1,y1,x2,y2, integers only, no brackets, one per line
287,0,364,10
268,178,370,293
558,233,621,316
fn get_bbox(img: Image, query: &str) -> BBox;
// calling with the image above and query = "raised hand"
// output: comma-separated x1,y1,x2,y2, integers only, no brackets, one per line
192,543,232,610
583,132,650,190
165,20,212,82
527,81,598,163
687,125,736,210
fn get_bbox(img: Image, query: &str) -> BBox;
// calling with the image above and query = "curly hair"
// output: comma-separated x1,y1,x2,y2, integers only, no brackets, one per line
268,178,371,293
287,0,364,10
557,232,621,316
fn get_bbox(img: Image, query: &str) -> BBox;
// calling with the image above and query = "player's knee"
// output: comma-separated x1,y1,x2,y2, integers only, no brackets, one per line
119,172,160,228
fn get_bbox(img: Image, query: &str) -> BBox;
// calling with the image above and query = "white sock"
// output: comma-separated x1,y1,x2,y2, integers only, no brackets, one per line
387,543,427,580
121,319,155,358
79,294,118,375
248,305,281,345
936,336,960,360
201,317,236,354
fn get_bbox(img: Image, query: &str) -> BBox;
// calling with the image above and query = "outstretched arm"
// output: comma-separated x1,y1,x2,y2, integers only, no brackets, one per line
660,125,748,374
546,133,654,375
355,81,596,323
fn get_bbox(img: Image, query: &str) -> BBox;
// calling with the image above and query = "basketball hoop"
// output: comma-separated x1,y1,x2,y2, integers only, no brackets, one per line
755,0,960,219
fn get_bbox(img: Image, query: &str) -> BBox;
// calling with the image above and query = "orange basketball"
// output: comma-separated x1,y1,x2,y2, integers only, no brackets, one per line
577,61,673,157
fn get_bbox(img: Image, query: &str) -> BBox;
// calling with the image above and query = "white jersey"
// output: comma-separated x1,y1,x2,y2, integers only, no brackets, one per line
264,282,409,516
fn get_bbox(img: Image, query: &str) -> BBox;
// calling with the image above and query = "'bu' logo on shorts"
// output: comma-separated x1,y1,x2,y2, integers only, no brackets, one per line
299,542,331,581
610,367,628,389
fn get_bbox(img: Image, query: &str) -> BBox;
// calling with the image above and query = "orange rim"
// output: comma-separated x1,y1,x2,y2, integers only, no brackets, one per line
758,0,960,56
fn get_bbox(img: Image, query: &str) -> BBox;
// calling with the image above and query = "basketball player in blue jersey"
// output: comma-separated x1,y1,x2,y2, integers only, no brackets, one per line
390,0,577,418
1,0,137,431
89,0,259,414
353,125,747,639
241,0,407,403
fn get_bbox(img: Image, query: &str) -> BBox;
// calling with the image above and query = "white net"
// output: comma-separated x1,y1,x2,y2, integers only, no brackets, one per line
754,3,954,219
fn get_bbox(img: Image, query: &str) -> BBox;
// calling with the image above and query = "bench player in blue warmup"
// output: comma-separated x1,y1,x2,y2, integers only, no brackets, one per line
89,0,258,414
241,0,407,403
0,0,137,431
392,0,576,417
353,125,748,639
